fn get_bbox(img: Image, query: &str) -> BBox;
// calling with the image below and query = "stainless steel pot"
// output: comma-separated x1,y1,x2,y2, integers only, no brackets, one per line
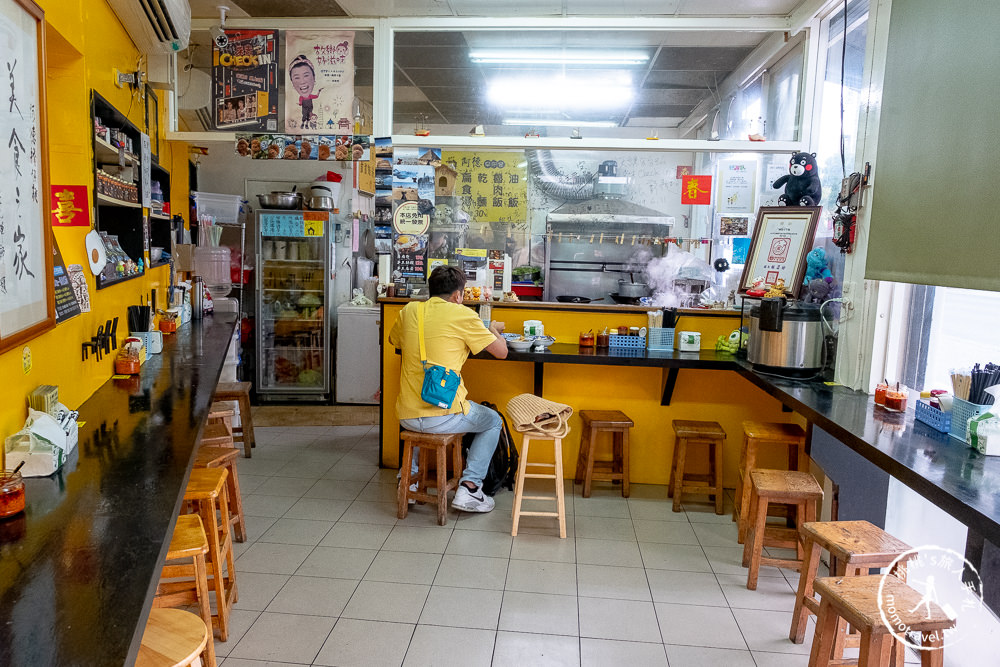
308,196,335,210
617,279,649,298
257,192,302,209
747,303,824,375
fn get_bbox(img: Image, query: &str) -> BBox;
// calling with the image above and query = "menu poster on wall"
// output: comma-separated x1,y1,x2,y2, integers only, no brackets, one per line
442,151,527,226
51,237,80,323
284,30,355,134
717,159,757,215
213,29,278,131
393,233,427,279
0,0,54,346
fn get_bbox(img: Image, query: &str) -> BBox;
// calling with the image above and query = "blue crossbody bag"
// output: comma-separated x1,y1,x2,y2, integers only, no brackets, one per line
417,302,461,409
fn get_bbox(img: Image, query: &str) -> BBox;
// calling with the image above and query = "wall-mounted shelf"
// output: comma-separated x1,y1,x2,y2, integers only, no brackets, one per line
96,192,141,208
150,212,170,221
93,136,139,164
97,270,146,290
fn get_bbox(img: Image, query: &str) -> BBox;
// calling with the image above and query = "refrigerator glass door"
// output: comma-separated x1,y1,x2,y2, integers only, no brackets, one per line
256,210,330,397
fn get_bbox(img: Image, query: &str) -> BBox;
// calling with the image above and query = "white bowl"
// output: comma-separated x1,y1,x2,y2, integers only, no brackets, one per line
531,335,555,349
507,339,533,352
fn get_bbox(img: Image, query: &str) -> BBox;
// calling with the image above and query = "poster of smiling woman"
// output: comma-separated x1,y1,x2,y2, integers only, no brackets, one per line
284,31,355,134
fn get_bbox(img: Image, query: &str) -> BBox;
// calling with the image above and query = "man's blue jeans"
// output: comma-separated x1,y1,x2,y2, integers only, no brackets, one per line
400,402,502,489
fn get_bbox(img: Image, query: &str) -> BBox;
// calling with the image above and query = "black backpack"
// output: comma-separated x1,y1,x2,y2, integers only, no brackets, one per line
462,401,519,497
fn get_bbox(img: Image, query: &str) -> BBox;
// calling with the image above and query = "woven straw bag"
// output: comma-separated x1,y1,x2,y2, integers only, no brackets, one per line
506,393,573,437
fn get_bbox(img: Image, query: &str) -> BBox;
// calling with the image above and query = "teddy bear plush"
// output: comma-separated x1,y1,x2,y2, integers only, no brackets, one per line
803,247,833,286
772,152,822,206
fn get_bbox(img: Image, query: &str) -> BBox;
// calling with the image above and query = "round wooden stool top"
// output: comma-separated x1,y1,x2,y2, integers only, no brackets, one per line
742,421,805,442
580,410,633,428
750,469,823,499
195,446,240,469
183,468,228,501
137,608,209,667
672,420,725,440
168,515,208,560
802,520,912,565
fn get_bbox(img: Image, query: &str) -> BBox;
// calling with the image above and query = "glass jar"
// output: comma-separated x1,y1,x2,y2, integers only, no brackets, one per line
579,332,595,348
884,385,908,412
874,382,888,406
596,330,610,348
0,470,26,518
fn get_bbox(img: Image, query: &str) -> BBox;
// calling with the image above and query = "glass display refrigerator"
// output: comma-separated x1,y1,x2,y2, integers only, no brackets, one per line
255,209,332,401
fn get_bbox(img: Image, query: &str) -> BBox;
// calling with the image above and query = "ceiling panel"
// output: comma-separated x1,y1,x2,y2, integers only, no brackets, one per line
635,88,710,105
189,1,250,19
420,86,488,104
628,103,697,117
336,0,455,17
652,46,754,71
402,67,485,87
396,45,477,68
625,116,686,127
564,0,682,15
676,0,801,15
447,0,563,15
643,70,729,88
234,0,349,16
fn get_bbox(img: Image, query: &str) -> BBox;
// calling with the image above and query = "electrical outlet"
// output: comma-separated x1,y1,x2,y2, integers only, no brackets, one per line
114,68,135,88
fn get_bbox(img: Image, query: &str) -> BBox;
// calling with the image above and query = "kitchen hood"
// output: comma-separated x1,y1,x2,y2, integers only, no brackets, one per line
546,197,675,226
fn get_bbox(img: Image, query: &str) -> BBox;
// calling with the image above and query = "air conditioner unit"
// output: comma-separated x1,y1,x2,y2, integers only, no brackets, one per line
108,0,191,55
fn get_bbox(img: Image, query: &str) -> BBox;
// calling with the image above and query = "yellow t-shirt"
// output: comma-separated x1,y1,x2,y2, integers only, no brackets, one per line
388,297,498,419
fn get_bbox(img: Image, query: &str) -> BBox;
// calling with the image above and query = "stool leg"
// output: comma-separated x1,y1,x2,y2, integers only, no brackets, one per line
859,629,890,667
620,428,630,498
218,483,237,609
436,444,449,526
582,424,598,498
734,434,749,522
554,438,566,539
199,498,228,641
574,422,589,485
790,537,822,643
737,437,757,541
712,438,723,514
744,491,768,590
398,442,414,520
808,597,839,667
920,630,945,667
226,462,247,543
511,436,531,536
193,551,217,667
238,393,255,458
452,439,463,488
668,434,681,499
672,437,688,513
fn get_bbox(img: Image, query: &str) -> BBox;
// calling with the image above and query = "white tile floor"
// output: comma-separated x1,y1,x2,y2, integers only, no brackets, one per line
218,424,920,667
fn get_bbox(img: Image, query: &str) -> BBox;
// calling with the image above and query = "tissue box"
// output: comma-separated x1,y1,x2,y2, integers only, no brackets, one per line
4,407,78,477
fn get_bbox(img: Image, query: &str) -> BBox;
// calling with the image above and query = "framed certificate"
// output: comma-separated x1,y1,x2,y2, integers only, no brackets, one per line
738,207,821,299
0,0,54,353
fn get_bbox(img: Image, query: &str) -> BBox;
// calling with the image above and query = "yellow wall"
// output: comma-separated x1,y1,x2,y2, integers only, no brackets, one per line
380,303,807,486
0,0,189,438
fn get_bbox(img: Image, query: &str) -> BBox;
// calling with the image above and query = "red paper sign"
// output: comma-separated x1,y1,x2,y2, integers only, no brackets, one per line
681,175,712,205
676,165,693,179
50,185,91,226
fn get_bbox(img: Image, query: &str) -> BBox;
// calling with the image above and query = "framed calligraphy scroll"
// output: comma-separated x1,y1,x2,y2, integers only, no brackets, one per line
0,0,54,353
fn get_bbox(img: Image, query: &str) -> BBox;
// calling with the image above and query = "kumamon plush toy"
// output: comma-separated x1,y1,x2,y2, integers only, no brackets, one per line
772,152,822,206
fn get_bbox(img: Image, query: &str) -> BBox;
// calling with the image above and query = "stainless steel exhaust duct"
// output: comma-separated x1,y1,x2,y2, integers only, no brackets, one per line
525,150,593,201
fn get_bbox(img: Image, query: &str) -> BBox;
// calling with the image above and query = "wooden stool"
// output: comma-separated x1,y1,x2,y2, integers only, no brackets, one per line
791,520,914,659
397,431,463,526
742,469,823,590
137,608,214,667
213,381,255,458
199,422,234,448
809,575,955,667
669,420,726,514
574,410,633,498
195,446,247,542
153,515,216,667
208,403,235,435
184,468,237,641
512,430,567,539
735,421,807,543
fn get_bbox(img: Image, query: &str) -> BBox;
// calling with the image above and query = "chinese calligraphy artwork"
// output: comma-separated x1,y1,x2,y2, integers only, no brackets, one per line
0,0,54,351
50,185,89,226
738,207,821,299
681,174,712,205
284,31,354,134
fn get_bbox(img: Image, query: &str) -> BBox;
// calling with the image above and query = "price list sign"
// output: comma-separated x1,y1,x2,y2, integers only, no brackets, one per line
442,151,527,226
260,212,306,237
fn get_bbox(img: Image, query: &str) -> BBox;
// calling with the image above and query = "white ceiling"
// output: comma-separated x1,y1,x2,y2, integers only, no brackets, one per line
189,0,810,19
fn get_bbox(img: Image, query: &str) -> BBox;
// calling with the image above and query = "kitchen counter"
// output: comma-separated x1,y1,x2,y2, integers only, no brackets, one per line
0,314,238,667
378,296,741,316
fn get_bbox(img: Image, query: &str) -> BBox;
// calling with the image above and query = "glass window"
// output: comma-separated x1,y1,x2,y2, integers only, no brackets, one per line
392,29,794,139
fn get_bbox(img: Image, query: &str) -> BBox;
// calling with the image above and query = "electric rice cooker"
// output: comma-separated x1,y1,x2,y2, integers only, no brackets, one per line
747,301,824,376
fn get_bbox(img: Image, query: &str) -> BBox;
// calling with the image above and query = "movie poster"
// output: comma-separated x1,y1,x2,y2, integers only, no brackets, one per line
284,31,355,134
213,29,278,131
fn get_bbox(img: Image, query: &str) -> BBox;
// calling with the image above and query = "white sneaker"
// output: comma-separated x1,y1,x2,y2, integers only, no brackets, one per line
452,484,495,513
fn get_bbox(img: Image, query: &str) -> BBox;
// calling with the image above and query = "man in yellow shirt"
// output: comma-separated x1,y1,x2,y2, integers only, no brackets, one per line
388,266,508,512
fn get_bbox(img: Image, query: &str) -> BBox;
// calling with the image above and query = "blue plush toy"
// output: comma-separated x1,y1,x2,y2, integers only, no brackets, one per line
803,247,833,286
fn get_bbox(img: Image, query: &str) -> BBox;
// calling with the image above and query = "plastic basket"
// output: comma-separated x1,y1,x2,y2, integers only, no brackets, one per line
609,333,646,350
915,400,951,433
949,397,992,442
193,191,245,225
647,327,675,351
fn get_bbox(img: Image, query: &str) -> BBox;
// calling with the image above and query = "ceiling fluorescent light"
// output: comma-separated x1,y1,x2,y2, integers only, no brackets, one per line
470,50,648,66
502,119,619,128
488,76,633,110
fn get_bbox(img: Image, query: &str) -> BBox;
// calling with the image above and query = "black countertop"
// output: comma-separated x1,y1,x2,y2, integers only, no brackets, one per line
480,343,1000,546
0,314,237,667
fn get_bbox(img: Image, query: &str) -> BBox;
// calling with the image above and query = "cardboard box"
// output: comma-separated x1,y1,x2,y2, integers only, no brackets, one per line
174,243,195,272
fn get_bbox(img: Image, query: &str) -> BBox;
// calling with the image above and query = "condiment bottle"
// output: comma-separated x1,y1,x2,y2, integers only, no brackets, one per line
884,385,908,412
579,331,595,348
874,382,888,406
596,328,610,348
0,469,25,518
